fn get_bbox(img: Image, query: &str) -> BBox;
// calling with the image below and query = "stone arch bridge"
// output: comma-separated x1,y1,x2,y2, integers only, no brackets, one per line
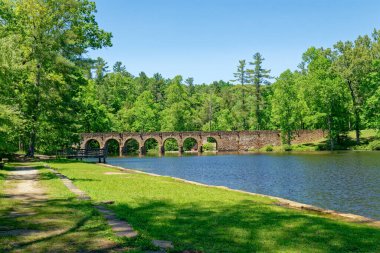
80,130,324,156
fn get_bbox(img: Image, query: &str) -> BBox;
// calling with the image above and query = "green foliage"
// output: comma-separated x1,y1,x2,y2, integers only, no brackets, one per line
202,142,216,151
271,70,301,144
1,0,380,155
0,105,22,157
164,138,179,151
368,140,380,150
144,139,158,153
124,139,139,155
282,144,293,151
264,145,273,152
183,138,198,151
0,0,112,156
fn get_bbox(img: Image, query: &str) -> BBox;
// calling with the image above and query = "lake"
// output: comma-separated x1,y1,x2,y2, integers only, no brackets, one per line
104,152,380,220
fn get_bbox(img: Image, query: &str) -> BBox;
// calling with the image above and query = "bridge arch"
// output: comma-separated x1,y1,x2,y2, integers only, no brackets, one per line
183,137,200,152
123,138,140,156
85,139,101,149
203,136,218,151
163,137,179,153
143,137,160,155
104,138,120,156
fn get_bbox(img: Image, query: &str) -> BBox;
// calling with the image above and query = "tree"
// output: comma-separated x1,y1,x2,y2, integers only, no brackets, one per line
333,35,373,144
185,77,195,95
232,60,250,129
248,53,272,130
94,57,109,81
113,61,126,73
0,0,112,156
160,76,193,131
120,91,159,132
233,60,249,85
151,73,166,104
0,105,23,158
363,59,380,130
300,47,350,149
271,70,301,145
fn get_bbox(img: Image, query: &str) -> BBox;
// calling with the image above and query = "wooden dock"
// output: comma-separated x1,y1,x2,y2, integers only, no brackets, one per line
57,148,107,163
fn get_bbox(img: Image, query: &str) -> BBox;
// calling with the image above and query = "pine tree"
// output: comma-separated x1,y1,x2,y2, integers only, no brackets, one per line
248,53,272,130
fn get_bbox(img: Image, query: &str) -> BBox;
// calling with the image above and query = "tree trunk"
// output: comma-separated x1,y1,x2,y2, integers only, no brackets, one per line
27,129,36,157
255,82,260,130
354,109,360,144
328,115,334,151
346,80,360,144
27,63,42,157
242,87,247,130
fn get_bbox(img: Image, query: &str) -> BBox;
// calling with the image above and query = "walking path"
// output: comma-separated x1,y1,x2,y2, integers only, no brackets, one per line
47,166,174,252
1,167,49,238
0,166,133,252
4,166,46,201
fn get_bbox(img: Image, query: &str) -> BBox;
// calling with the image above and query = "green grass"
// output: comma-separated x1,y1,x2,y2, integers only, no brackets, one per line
254,129,380,152
0,163,151,253
348,129,378,139
46,160,380,253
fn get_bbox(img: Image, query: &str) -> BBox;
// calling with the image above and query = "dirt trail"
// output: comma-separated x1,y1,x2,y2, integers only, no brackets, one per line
1,166,125,252
4,166,46,200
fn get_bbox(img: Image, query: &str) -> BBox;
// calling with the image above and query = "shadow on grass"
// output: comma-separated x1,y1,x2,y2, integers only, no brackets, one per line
0,197,130,253
111,199,380,252
45,159,95,164
38,171,100,182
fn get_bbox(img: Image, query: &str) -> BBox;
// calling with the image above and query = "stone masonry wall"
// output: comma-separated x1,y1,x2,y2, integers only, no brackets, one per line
291,130,326,145
80,130,326,154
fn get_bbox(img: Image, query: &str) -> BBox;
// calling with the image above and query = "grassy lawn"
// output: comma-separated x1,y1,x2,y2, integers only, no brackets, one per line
46,160,380,253
0,163,150,253
256,129,380,152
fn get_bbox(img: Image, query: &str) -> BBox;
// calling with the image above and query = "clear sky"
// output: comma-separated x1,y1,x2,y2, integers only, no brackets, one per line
89,0,380,84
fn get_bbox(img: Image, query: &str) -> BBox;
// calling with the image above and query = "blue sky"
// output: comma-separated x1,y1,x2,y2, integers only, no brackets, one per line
89,0,380,84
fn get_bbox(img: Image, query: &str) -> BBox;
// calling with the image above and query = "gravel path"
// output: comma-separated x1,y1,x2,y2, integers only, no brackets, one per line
4,166,46,201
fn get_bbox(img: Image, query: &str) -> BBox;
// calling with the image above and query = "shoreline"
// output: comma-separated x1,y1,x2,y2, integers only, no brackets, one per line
99,162,380,228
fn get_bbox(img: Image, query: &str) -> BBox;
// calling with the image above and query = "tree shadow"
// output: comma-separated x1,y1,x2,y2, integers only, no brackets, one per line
110,199,380,252
0,197,131,253
45,159,95,164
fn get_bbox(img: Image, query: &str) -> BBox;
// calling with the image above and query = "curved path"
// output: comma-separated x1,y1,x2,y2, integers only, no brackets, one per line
0,166,131,252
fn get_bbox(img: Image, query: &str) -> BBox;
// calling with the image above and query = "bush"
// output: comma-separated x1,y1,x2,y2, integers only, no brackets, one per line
264,145,273,152
368,140,380,150
203,142,216,151
282,144,292,151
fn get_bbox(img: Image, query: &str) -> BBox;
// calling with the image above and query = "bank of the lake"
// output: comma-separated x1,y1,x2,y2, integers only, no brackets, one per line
46,160,380,253
104,151,380,220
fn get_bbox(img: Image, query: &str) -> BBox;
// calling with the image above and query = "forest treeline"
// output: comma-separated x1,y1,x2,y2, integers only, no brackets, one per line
1,0,380,156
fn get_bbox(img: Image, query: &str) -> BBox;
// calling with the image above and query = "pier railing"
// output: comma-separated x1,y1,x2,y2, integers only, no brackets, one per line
57,148,107,163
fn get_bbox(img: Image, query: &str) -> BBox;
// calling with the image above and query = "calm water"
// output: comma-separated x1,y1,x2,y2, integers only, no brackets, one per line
105,152,380,220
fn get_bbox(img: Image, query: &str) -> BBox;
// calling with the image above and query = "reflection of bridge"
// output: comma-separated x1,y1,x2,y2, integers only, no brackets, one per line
80,130,324,156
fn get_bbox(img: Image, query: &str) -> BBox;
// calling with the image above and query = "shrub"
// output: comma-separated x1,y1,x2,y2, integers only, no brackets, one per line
282,144,292,151
203,142,216,151
264,145,273,152
368,140,380,151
